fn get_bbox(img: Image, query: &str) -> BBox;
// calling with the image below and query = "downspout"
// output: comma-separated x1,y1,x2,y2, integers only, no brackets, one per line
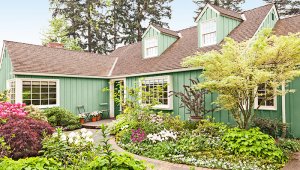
281,81,287,138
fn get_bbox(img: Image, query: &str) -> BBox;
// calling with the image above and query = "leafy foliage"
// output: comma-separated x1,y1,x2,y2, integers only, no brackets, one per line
44,107,81,130
0,157,62,170
40,128,94,168
25,105,48,122
171,79,216,119
182,29,300,129
42,17,82,51
222,128,286,163
0,137,10,158
0,115,54,159
252,117,284,138
277,138,300,157
0,91,9,102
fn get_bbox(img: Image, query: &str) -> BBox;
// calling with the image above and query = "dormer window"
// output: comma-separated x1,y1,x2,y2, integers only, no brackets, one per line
145,38,158,58
201,20,217,47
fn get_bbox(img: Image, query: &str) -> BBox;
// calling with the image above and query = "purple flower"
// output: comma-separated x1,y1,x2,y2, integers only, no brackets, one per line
131,128,146,143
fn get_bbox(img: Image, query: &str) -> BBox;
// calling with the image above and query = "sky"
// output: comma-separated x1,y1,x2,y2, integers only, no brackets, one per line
0,0,266,48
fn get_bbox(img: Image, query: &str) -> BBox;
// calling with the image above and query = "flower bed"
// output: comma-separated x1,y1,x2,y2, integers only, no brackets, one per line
110,112,297,170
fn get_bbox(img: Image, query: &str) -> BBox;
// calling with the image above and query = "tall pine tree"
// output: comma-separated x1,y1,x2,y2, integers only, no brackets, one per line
123,0,174,43
193,0,245,16
263,0,300,17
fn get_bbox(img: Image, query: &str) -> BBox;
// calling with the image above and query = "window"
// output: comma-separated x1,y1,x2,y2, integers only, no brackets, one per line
201,20,217,46
272,13,275,21
22,80,58,107
140,76,173,110
7,80,16,104
145,38,158,58
255,83,276,110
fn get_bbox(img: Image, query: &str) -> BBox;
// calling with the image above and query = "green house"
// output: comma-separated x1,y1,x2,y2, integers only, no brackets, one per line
1,4,300,136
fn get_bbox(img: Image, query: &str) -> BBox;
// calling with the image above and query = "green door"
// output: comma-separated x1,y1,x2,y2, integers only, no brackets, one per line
113,80,124,117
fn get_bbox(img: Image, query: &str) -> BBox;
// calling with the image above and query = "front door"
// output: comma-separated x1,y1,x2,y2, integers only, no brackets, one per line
113,80,124,117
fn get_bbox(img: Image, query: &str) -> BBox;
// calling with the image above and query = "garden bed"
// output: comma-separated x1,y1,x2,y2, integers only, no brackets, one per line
110,112,300,170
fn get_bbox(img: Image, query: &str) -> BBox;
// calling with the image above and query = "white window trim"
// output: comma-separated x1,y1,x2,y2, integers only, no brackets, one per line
254,86,277,111
200,19,217,47
139,75,173,110
144,38,158,58
7,78,60,109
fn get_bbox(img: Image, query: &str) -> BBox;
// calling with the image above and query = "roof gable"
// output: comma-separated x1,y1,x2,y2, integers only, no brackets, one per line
195,3,243,22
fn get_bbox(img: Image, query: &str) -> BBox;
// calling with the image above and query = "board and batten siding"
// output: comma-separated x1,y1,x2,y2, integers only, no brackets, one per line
142,27,177,57
255,6,279,35
197,7,241,47
16,75,110,118
125,70,236,123
125,70,300,137
0,48,14,91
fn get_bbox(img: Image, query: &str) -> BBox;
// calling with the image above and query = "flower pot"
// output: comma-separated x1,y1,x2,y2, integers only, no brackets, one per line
79,118,85,124
91,117,97,122
96,115,100,121
190,116,202,122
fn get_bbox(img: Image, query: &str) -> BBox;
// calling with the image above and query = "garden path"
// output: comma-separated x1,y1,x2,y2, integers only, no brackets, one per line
283,152,300,170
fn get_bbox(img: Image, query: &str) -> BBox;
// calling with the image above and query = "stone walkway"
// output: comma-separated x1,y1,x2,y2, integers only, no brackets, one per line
283,152,300,170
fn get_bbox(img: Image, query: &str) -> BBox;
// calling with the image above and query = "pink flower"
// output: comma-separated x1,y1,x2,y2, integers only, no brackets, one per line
0,102,28,118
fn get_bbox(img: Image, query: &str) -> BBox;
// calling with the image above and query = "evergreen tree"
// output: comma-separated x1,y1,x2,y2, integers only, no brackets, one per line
263,0,300,17
193,0,245,16
49,0,110,53
42,17,82,51
123,0,174,43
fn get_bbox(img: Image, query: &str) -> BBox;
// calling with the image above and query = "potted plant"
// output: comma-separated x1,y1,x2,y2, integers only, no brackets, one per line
90,111,98,122
171,79,217,121
79,113,86,124
96,111,102,121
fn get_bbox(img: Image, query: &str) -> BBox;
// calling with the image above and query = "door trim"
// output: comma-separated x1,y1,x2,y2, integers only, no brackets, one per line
109,78,126,118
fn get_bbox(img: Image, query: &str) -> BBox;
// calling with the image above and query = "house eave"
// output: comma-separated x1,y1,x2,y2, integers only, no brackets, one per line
13,72,110,79
109,67,203,79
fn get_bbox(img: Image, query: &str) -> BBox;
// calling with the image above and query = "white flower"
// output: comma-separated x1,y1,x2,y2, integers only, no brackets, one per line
61,134,67,141
68,132,77,139
68,138,74,143
86,131,93,137
80,128,88,133
52,132,58,137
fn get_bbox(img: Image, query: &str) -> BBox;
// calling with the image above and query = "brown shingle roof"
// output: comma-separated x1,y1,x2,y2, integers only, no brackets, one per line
151,24,179,37
110,27,219,76
274,15,300,35
228,4,274,42
209,4,242,20
4,41,116,77
110,4,276,77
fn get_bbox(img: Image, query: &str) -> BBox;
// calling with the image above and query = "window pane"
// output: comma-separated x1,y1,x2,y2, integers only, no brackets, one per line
23,93,31,100
41,94,49,99
23,100,31,105
41,100,48,105
32,94,40,99
49,99,57,105
32,100,40,105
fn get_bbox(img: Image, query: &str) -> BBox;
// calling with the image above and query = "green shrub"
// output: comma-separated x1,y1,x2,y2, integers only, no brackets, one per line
0,157,62,170
194,119,228,137
44,107,81,130
40,128,94,168
277,138,300,157
222,128,286,163
115,129,131,144
25,105,48,122
86,153,147,170
252,117,284,137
